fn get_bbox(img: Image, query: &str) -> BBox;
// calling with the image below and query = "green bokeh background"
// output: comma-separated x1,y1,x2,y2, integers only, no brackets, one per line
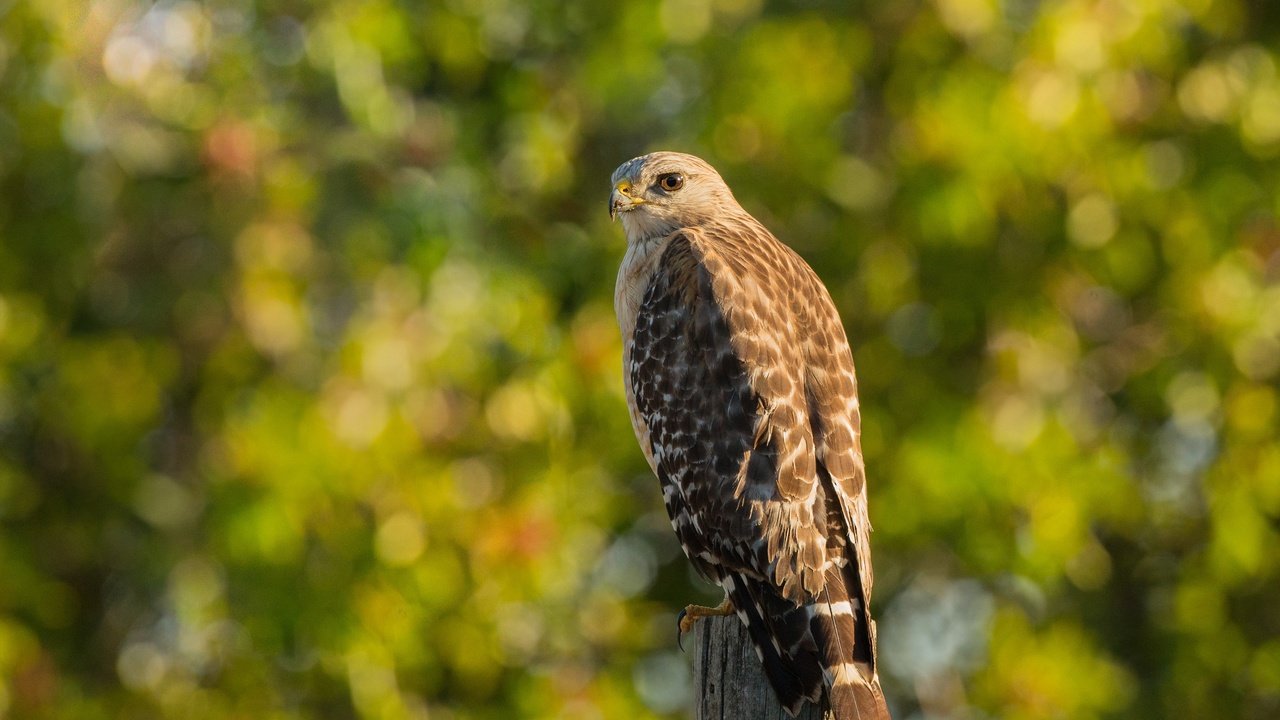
2,0,1279,718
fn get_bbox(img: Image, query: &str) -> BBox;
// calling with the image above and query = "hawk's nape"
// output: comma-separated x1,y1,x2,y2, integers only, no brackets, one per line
611,152,890,719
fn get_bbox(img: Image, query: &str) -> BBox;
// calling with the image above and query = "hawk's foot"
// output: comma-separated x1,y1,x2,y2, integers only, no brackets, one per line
676,596,734,651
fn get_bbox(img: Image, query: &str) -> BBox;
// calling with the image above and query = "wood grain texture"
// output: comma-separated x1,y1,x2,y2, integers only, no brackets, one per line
693,615,832,720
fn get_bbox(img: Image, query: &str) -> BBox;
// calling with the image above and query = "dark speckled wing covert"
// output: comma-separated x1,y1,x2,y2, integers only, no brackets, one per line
629,219,890,719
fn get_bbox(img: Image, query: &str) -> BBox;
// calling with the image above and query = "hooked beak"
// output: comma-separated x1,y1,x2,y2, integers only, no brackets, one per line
609,181,643,220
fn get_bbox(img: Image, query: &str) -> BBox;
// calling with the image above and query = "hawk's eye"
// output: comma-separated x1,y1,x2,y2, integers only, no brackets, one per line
658,173,685,192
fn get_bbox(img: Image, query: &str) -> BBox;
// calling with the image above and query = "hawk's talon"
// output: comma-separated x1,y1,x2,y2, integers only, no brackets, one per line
676,608,688,651
675,597,735,651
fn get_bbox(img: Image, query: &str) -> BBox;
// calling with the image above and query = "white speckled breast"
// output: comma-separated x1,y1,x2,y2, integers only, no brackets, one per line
614,233,675,475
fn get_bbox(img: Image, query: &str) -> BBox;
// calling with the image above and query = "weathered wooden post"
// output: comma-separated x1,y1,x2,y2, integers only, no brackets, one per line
692,615,833,720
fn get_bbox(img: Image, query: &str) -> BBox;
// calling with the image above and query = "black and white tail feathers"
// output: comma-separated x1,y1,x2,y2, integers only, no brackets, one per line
722,563,890,719
812,561,891,720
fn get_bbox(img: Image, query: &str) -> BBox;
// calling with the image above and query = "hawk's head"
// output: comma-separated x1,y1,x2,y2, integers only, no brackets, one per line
609,152,738,242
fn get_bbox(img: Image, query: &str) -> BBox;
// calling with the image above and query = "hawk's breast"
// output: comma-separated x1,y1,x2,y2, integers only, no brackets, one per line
615,233,677,476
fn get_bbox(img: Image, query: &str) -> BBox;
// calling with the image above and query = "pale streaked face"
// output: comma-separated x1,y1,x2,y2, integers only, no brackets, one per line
609,152,738,243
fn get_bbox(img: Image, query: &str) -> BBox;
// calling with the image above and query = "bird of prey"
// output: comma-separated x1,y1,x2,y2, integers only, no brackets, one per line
610,152,890,719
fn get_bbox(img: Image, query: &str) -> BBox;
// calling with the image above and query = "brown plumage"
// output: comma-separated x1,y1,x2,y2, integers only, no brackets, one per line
611,152,890,719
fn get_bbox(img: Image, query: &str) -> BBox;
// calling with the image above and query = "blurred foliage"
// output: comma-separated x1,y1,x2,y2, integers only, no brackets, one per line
1,0,1278,718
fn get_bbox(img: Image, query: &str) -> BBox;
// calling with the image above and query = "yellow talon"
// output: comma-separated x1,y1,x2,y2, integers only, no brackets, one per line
677,596,735,649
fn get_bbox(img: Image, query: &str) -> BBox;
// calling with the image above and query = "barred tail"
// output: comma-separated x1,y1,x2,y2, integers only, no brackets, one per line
722,568,890,719
809,564,891,719
722,574,824,715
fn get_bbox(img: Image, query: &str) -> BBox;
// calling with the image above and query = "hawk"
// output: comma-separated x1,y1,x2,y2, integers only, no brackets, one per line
610,152,890,719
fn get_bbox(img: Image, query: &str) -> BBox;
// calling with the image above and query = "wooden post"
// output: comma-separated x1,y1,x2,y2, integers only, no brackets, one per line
692,614,832,720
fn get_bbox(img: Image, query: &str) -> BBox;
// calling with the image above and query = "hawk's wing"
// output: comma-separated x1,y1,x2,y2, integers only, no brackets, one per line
629,226,887,717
